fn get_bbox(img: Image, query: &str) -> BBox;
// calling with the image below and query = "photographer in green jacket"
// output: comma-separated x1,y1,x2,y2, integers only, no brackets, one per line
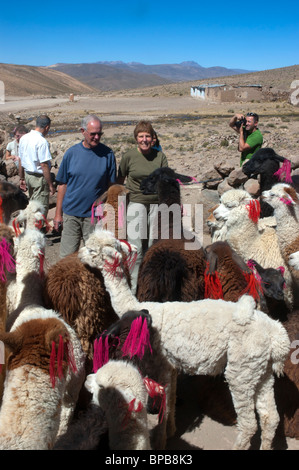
229,112,263,166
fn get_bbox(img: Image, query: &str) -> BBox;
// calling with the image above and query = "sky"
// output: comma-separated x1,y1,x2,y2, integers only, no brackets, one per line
0,0,298,72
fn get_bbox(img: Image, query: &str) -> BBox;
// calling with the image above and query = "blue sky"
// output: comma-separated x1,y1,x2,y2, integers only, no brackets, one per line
0,0,298,71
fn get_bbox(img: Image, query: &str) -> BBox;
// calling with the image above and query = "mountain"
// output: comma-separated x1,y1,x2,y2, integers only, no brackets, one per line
47,63,172,91
0,63,97,96
48,61,252,91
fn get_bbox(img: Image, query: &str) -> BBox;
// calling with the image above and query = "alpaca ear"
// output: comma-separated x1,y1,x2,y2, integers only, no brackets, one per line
85,373,98,395
0,330,22,354
45,325,68,351
174,173,194,184
283,187,298,205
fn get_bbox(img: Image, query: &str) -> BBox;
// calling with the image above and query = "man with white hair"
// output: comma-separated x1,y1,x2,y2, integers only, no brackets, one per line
53,114,116,258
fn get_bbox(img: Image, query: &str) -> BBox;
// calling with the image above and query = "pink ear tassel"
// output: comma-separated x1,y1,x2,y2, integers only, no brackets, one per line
0,238,16,282
93,336,110,373
280,197,293,206
122,317,152,359
274,160,293,184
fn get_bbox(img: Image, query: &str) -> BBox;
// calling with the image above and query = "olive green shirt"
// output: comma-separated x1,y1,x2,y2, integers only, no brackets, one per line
118,147,168,204
240,128,263,165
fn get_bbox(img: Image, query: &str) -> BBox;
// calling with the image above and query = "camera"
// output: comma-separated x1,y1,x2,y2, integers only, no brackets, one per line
235,117,247,129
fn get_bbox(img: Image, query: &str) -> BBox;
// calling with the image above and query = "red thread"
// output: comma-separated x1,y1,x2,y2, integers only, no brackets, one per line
93,336,110,372
246,200,261,223
204,263,223,299
143,377,166,423
50,341,56,388
241,272,262,301
12,219,21,237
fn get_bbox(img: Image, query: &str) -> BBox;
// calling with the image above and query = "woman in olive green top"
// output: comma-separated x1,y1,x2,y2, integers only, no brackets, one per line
117,120,168,294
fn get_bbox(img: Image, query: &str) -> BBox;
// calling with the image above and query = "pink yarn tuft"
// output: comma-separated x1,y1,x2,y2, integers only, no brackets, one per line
122,317,152,360
93,336,110,373
274,160,293,184
91,201,104,225
0,238,16,282
280,197,293,206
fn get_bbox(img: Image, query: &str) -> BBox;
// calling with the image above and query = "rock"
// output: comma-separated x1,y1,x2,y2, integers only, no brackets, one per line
244,178,260,197
227,168,248,187
202,168,223,189
217,178,232,196
5,161,18,178
290,155,299,170
214,160,236,177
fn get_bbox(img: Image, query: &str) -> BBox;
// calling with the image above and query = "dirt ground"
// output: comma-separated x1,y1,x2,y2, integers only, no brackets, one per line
1,93,299,450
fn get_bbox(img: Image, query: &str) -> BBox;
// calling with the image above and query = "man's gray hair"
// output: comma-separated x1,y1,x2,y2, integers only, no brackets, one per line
81,114,102,130
36,115,51,129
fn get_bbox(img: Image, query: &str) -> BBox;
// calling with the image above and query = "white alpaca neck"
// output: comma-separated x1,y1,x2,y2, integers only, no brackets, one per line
273,205,299,249
101,265,140,317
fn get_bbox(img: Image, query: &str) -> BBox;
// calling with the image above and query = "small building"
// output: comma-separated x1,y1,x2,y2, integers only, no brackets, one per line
191,83,263,102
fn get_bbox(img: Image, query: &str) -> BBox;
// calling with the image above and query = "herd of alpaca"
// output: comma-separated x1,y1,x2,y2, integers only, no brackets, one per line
0,153,297,451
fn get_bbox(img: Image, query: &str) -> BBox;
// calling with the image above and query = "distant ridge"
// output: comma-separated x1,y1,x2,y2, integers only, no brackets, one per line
48,61,253,91
0,63,97,96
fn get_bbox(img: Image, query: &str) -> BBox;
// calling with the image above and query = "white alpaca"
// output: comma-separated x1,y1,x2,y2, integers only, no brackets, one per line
0,228,86,449
12,200,50,233
213,188,293,308
262,183,299,303
0,309,85,449
85,360,151,450
78,229,290,451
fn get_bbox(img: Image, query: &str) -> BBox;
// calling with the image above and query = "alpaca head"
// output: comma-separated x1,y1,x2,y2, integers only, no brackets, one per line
247,259,286,301
242,148,285,179
140,167,193,195
213,189,255,226
262,183,299,212
78,229,137,275
12,200,50,234
85,360,146,409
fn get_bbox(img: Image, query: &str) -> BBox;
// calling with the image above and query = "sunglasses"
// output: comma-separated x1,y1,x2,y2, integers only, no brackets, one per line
246,112,259,119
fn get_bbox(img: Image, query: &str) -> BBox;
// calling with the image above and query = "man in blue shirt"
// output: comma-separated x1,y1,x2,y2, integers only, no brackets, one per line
53,114,116,257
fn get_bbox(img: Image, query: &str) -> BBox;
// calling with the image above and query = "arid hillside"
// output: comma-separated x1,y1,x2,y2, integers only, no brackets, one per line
0,63,298,98
0,63,97,96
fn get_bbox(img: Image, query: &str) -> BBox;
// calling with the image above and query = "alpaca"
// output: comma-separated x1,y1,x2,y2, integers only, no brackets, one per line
6,228,46,318
0,181,28,225
261,183,299,306
11,199,51,234
204,242,288,315
92,184,130,240
242,148,292,218
0,226,16,401
213,188,294,308
85,360,151,450
78,229,290,450
0,311,85,449
137,167,205,302
43,184,134,365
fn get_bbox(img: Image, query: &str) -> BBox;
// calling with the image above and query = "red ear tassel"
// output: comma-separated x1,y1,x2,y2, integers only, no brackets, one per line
246,200,261,223
143,377,166,424
122,317,152,360
204,263,223,300
12,218,21,237
241,272,262,301
57,335,64,380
